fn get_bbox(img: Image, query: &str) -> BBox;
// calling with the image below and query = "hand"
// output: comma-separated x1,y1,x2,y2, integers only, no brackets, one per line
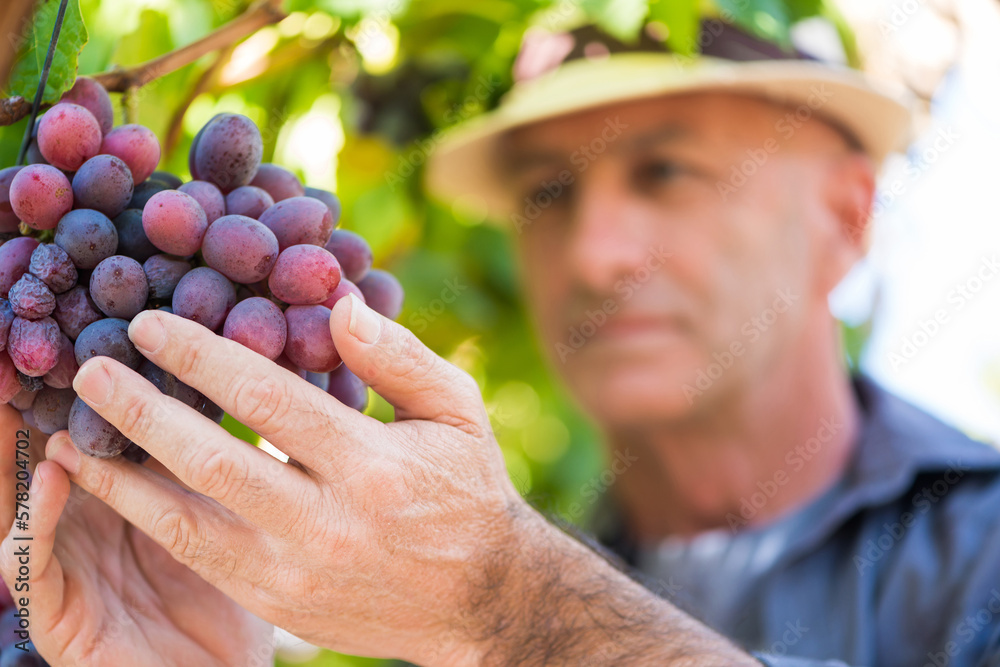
0,407,274,667
35,295,533,665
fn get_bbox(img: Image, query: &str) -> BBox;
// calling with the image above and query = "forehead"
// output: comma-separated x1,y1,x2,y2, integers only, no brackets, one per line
502,92,815,160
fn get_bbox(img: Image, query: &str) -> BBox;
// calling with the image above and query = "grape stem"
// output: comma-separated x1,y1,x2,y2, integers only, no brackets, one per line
16,0,70,166
0,0,286,127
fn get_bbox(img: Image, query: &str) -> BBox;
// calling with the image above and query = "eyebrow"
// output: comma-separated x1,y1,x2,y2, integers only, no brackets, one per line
500,123,691,171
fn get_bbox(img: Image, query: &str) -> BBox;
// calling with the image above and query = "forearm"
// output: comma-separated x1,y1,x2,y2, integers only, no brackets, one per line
454,506,758,667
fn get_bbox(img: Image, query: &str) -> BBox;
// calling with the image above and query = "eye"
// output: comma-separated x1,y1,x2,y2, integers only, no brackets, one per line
635,160,684,186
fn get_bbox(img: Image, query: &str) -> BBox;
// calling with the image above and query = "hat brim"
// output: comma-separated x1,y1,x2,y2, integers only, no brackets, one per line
425,54,912,221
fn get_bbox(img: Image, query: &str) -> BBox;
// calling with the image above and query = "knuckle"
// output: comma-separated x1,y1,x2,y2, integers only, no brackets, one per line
231,375,292,430
149,506,202,563
173,335,210,381
117,393,154,443
190,448,243,502
88,464,119,503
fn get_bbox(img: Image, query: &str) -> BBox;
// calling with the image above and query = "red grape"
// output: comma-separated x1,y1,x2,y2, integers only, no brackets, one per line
251,163,305,202
8,164,73,230
90,255,149,319
357,269,404,319
284,304,341,372
142,190,208,256
9,274,55,320
223,297,286,360
0,166,24,233
324,229,372,283
224,185,273,219
177,180,225,224
9,387,38,410
201,214,279,284
0,236,40,297
100,124,161,184
29,243,78,294
327,364,369,412
32,386,76,433
0,299,12,351
54,208,118,269
143,254,192,301
304,187,342,224
193,113,263,193
0,353,20,403
172,267,236,330
259,196,334,251
269,244,341,305
69,397,130,458
60,76,114,135
43,333,78,388
7,316,61,376
72,154,134,218
37,103,102,171
321,278,364,309
53,286,103,340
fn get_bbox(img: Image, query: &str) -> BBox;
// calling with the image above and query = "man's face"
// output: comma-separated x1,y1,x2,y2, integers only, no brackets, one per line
504,92,869,427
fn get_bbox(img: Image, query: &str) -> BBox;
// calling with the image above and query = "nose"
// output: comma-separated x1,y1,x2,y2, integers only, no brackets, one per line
565,164,652,295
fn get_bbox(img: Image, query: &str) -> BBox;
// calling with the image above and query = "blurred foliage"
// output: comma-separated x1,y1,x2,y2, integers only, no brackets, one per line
0,0,843,664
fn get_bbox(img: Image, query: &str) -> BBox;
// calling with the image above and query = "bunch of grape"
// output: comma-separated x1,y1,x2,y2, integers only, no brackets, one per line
0,576,44,666
0,77,404,460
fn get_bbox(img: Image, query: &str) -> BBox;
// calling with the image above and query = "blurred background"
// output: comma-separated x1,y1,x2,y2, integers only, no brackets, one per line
2,0,999,664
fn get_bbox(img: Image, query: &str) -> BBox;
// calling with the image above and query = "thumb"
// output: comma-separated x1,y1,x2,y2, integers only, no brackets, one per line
330,294,486,427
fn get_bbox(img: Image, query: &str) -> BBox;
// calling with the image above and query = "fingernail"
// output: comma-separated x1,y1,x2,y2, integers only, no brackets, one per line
73,359,112,406
129,311,166,354
46,434,80,476
347,293,381,344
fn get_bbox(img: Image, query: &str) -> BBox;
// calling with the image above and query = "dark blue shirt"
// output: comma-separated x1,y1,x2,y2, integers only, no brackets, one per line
595,376,1000,666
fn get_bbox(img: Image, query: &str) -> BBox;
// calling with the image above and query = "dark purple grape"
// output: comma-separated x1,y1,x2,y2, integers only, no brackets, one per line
120,442,151,464
357,269,404,320
142,190,207,256
0,639,47,666
259,196,334,251
304,187,341,224
37,103,102,171
90,255,149,319
0,166,24,233
17,371,43,393
320,278,364,309
150,171,183,189
29,242,78,294
129,179,171,210
0,237,41,297
69,397,130,458
187,119,212,181
139,359,177,396
193,113,263,193
7,316,61,377
100,124,160,184
327,364,368,412
143,254,192,301
74,318,141,370
251,163,304,202
284,304,341,373
269,245,341,305
72,154,134,218
324,229,372,283
112,209,158,263
0,298,15,351
60,76,114,135
224,185,273,219
54,208,118,269
8,274,56,320
32,386,76,434
200,214,279,284
223,297,286,360
8,165,73,230
25,140,47,165
172,267,235,331
177,180,225,224
53,286,103,339
200,397,224,424
275,353,306,379
43,332,78,388
0,352,19,403
306,371,328,390
9,387,38,410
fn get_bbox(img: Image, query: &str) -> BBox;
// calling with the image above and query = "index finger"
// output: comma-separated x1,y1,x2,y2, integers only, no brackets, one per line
127,310,379,473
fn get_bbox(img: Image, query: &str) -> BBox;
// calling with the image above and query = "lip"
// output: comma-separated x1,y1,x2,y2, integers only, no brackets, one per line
588,315,685,341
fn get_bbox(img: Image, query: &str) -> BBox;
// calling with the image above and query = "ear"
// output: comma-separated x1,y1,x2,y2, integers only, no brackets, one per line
819,152,876,291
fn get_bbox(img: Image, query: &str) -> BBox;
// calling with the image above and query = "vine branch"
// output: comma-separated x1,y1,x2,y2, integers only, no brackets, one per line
0,0,286,126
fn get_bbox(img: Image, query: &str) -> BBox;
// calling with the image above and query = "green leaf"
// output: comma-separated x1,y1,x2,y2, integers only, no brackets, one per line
648,0,700,56
6,0,89,104
713,0,791,50
578,0,649,43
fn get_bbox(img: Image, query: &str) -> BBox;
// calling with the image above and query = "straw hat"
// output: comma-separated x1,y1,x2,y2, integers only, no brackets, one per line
425,21,912,219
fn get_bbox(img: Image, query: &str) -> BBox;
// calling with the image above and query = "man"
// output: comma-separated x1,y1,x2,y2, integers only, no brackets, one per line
5,18,999,667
